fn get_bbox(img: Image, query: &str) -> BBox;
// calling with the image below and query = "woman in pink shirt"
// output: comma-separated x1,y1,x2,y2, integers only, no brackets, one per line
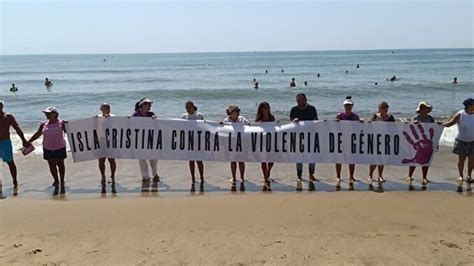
28,106,67,194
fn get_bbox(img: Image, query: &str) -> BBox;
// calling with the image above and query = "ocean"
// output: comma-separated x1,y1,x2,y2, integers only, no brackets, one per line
1,49,472,152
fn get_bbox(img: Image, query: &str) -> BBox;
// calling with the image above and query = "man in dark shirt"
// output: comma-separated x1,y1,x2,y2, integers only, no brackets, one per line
290,93,318,184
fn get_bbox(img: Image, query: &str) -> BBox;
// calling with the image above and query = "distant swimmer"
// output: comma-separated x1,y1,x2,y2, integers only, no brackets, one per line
9,83,18,93
317,73,320,78
452,77,458,84
103,58,106,62
345,70,349,74
254,82,259,89
356,64,360,68
290,78,296,88
44,78,53,89
392,50,395,54
304,81,308,86
252,78,257,84
374,82,378,86
388,75,398,82
265,69,268,74
281,69,284,73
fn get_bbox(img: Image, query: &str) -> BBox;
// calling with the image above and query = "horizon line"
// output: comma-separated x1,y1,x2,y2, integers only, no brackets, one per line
1,47,472,57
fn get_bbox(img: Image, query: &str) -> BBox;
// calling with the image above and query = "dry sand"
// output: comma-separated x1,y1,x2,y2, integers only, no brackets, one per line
1,193,473,265
0,146,473,265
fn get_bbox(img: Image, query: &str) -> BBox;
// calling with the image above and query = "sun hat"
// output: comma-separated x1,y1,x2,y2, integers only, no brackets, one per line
42,106,58,113
227,104,240,113
343,98,354,105
139,98,153,106
416,101,432,113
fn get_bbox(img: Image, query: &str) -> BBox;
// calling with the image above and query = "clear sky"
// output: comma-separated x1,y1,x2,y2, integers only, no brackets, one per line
1,0,472,55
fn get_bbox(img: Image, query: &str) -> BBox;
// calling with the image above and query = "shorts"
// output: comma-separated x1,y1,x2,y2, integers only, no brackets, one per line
0,139,14,163
43,147,67,160
452,140,474,156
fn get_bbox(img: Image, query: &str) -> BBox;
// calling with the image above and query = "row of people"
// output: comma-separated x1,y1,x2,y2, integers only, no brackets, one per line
0,96,473,194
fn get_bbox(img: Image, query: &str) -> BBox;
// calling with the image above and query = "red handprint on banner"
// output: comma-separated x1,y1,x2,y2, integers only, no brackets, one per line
401,124,435,165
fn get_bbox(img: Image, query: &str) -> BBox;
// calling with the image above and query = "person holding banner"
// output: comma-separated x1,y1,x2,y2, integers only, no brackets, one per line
132,98,159,183
255,101,277,191
0,101,28,192
290,93,318,184
27,107,68,194
96,103,116,187
406,101,436,185
181,101,205,185
368,101,396,184
443,98,474,184
223,104,249,189
335,96,361,184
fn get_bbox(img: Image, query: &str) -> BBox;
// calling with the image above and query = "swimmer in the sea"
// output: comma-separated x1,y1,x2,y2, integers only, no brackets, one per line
317,73,320,78
304,81,308,86
290,78,296,87
254,82,259,89
44,78,53,89
452,77,458,84
9,83,18,93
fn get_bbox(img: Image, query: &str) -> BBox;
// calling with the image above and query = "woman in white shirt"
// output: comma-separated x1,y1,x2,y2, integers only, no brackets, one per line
223,104,249,190
443,98,474,184
181,101,205,185
96,103,117,190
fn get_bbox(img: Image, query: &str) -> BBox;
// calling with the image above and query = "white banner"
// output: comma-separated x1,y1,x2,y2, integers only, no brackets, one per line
65,117,443,166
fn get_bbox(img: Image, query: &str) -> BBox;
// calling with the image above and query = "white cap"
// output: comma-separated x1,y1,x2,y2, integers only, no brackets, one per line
139,98,153,106
343,98,354,105
42,106,58,113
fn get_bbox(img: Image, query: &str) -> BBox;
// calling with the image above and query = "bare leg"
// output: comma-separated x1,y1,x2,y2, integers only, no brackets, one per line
189,160,196,183
408,166,416,181
238,162,245,182
261,163,268,180
108,159,116,182
468,156,473,180
458,155,467,179
267,163,274,179
368,165,376,181
421,166,430,183
57,159,66,184
98,158,106,183
47,159,59,185
335,163,342,181
230,162,237,182
349,164,356,182
197,161,204,181
7,161,18,187
377,165,385,178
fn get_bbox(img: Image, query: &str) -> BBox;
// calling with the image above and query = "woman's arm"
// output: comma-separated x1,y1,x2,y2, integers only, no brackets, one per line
27,124,44,143
443,112,460,127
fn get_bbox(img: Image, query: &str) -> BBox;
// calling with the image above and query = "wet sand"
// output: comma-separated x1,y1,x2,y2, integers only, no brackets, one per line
0,146,469,198
0,146,473,264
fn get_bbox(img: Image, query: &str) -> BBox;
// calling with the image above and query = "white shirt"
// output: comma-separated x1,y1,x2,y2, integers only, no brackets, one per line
97,113,115,117
456,110,474,142
181,112,204,120
223,116,249,124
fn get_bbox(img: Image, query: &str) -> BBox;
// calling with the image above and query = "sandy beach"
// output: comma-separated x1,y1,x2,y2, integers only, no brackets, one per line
1,192,473,265
0,146,473,264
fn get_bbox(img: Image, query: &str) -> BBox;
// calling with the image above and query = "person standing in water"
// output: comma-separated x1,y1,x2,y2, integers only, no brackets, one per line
406,101,437,185
255,101,277,191
0,101,28,192
367,101,395,184
132,98,159,183
443,98,474,184
452,77,458,84
290,93,318,185
96,103,116,188
222,104,249,190
44,78,53,89
27,107,68,194
181,101,205,185
290,78,296,87
9,84,18,92
335,96,361,184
